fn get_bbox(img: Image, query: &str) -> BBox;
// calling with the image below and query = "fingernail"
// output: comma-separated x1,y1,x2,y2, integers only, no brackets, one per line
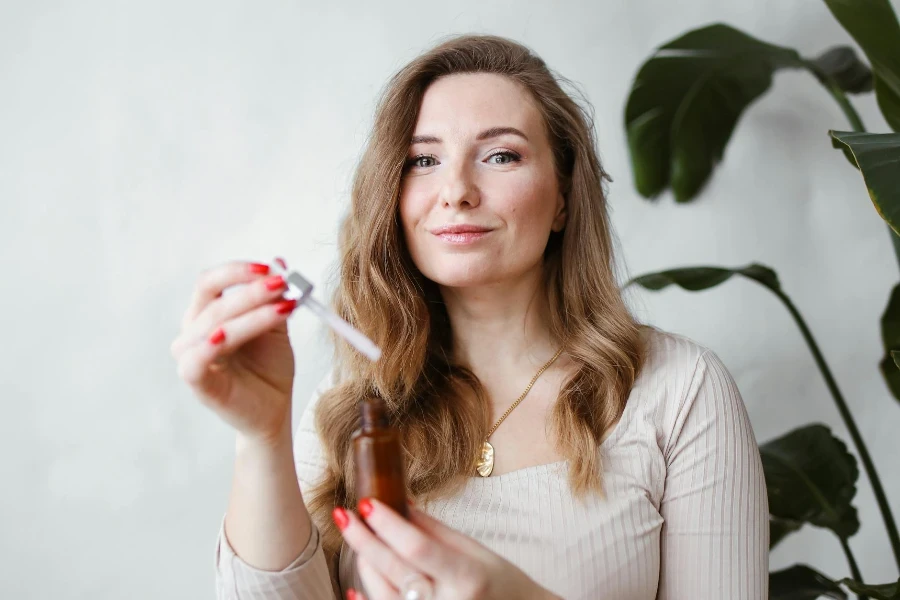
209,328,226,345
264,275,286,291
358,498,373,519
275,299,298,315
332,507,350,531
249,262,270,275
274,257,287,270
346,590,358,600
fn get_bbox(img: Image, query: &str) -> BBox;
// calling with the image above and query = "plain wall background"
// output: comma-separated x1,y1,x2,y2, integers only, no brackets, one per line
2,1,899,597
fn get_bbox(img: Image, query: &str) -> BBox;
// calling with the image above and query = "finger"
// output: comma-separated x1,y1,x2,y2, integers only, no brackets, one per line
356,557,396,600
175,330,230,400
334,507,417,591
174,272,289,355
176,298,297,389
360,498,458,580
181,260,274,329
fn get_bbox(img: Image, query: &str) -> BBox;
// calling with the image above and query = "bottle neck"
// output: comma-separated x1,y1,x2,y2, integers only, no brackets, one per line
360,396,389,432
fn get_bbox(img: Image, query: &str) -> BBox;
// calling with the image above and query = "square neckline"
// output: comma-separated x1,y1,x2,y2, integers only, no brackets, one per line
464,383,636,482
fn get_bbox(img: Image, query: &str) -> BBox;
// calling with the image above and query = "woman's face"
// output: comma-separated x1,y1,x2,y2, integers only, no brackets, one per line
399,73,566,289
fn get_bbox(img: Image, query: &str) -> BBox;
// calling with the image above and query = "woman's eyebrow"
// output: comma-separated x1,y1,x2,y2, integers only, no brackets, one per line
476,126,529,142
409,126,530,145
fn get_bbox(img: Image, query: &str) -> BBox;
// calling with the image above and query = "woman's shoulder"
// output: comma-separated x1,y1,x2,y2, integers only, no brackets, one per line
627,326,740,438
639,325,715,374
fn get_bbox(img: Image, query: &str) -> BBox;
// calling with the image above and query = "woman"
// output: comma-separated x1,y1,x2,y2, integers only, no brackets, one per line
172,34,768,600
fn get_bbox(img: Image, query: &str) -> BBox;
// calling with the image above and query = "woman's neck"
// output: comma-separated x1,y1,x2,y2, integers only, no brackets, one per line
440,267,561,379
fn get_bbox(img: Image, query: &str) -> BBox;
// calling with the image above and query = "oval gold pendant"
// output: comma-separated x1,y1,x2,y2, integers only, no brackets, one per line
476,441,495,477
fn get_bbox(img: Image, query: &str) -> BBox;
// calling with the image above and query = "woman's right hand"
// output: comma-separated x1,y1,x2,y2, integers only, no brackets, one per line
170,258,300,444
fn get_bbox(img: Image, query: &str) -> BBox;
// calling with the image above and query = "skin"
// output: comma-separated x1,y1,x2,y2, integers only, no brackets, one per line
338,73,572,599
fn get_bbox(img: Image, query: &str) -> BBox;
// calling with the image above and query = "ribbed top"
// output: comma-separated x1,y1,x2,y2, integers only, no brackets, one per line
215,329,769,599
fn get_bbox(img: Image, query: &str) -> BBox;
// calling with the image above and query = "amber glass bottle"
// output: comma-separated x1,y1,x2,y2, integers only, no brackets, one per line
352,395,409,519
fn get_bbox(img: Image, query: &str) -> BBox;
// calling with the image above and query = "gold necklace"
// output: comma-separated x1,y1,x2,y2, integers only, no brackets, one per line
475,346,564,477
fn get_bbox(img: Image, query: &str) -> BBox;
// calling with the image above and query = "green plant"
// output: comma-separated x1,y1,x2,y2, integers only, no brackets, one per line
623,0,900,596
626,267,898,597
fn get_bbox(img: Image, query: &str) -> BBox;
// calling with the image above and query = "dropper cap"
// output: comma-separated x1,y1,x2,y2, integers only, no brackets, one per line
268,259,382,362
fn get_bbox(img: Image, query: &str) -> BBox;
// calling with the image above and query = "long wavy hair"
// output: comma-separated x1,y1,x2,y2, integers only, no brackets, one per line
306,33,646,566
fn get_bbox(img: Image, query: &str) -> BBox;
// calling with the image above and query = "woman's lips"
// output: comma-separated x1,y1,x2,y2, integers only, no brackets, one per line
434,231,491,244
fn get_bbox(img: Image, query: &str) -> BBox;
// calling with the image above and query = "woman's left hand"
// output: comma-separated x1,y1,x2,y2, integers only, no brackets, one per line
333,498,560,600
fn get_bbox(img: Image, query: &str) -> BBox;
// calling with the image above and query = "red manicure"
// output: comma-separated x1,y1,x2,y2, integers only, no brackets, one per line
346,590,358,600
209,328,226,345
358,498,374,519
264,275,286,291
332,507,350,531
249,262,270,275
275,299,298,315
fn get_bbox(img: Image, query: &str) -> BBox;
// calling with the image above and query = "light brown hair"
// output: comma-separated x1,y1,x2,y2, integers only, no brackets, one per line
306,33,645,567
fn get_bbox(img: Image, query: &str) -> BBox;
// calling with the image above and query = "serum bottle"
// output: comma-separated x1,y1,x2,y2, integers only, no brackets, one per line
352,396,410,519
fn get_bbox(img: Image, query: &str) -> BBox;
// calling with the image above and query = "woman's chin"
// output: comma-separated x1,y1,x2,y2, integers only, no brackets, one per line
424,267,500,289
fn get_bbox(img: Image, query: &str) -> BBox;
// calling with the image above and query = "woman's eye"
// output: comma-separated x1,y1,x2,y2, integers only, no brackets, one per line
487,150,521,165
407,155,437,169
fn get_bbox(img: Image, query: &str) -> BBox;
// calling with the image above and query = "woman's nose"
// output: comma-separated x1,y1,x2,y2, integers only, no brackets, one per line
438,163,480,209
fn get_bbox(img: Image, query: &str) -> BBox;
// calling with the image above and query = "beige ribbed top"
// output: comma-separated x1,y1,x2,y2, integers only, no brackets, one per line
214,329,769,599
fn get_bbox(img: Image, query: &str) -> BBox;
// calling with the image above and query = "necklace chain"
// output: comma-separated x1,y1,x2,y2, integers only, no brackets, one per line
485,346,565,440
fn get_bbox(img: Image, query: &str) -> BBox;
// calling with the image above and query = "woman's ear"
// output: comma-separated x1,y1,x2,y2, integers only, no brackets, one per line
551,192,567,232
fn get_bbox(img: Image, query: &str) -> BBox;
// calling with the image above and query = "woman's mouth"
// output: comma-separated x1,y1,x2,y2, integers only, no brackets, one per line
435,231,491,244
430,224,494,244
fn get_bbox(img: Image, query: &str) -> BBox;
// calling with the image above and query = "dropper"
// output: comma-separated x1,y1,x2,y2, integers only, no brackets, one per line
269,259,382,362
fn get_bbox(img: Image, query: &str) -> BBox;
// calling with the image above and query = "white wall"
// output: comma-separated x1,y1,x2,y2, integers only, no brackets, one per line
2,1,898,597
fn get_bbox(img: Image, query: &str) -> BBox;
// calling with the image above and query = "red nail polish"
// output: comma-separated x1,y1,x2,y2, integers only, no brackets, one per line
249,262,270,275
264,275,285,291
275,299,298,315
274,257,287,270
332,507,350,531
346,590,357,600
209,328,226,345
358,498,374,519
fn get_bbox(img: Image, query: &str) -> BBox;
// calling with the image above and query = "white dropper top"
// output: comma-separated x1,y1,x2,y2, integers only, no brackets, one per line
269,259,383,362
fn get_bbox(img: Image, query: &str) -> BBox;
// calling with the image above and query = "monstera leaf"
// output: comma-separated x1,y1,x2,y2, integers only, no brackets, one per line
881,283,900,401
770,565,847,600
760,425,860,539
628,263,781,294
625,23,805,202
823,0,900,131
841,577,900,599
830,131,900,236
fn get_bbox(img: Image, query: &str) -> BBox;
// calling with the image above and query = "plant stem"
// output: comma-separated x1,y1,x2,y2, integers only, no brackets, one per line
802,60,866,133
822,78,866,133
771,286,900,571
840,537,867,600
891,226,900,276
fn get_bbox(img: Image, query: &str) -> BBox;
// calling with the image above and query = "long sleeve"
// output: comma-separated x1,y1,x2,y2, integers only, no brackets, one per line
656,350,769,599
214,373,339,600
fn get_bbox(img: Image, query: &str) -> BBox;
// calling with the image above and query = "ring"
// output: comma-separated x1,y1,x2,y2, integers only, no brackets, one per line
399,573,433,600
